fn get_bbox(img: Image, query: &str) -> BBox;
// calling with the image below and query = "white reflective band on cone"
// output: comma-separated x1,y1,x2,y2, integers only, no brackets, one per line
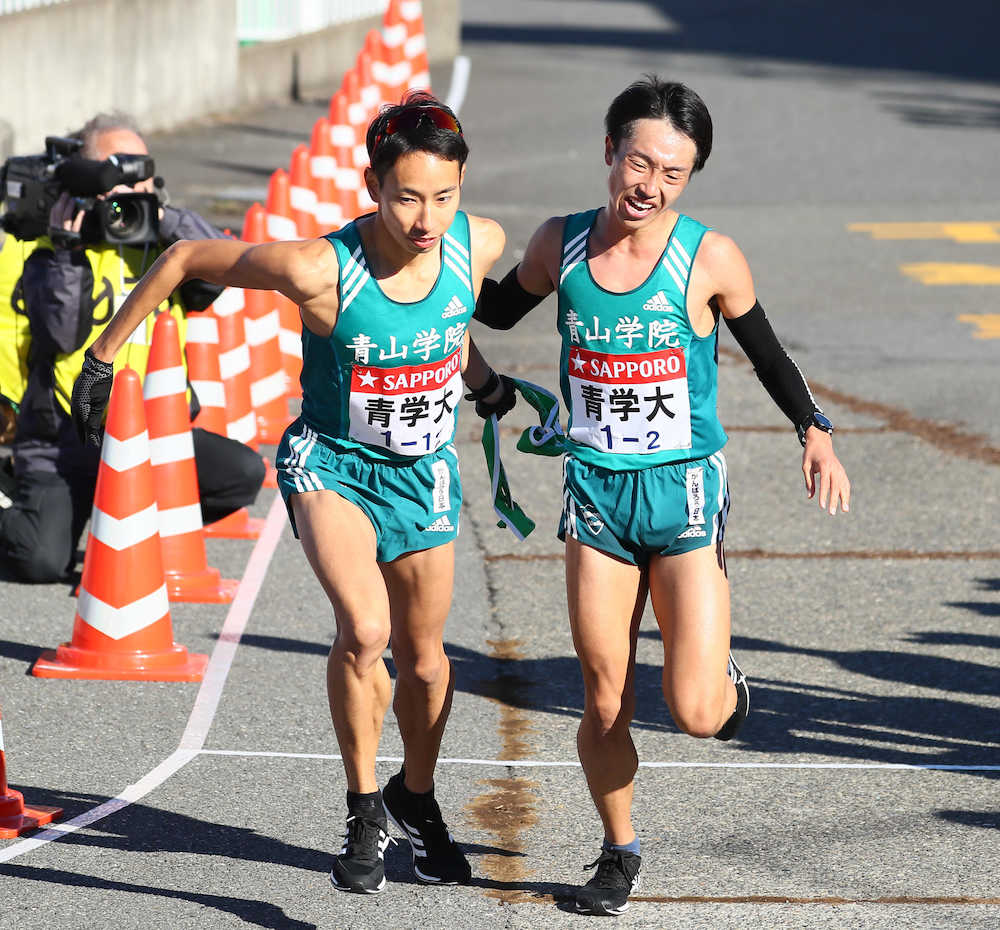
190,380,225,407
227,411,257,443
89,503,160,551
158,502,204,538
101,430,151,473
290,186,317,211
279,330,304,358
310,155,337,178
251,371,288,408
212,288,245,317
143,365,187,401
243,310,281,346
150,431,196,466
185,316,219,343
266,215,299,241
218,345,251,379
77,584,170,641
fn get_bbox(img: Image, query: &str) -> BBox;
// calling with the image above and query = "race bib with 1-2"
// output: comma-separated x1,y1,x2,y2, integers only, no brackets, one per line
349,349,462,456
567,346,692,454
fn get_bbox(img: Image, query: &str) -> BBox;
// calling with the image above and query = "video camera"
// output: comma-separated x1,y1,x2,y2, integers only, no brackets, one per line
0,136,160,246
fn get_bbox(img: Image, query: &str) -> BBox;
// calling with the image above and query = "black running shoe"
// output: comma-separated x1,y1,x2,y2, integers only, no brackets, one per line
382,771,472,884
715,652,750,742
329,812,393,894
575,847,642,916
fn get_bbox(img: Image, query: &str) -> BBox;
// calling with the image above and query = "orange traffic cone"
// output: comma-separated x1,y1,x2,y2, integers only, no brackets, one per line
191,302,266,540
212,288,258,447
289,145,319,239
329,92,363,221
259,186,303,398
401,0,431,90
364,29,393,106
243,201,297,426
356,48,381,124
145,313,238,603
310,117,344,233
381,0,411,101
32,368,209,681
0,705,63,838
185,309,228,436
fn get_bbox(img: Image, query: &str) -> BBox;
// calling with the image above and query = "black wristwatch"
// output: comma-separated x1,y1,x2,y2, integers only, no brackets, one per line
796,410,834,446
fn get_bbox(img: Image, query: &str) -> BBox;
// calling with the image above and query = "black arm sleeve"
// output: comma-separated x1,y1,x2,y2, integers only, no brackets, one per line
159,205,229,312
723,301,819,426
473,265,547,330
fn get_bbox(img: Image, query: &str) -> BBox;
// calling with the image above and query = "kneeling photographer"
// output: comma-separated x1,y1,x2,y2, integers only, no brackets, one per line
0,112,265,583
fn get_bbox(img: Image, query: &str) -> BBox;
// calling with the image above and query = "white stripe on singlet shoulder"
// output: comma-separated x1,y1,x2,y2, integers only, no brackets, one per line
669,238,692,269
341,266,371,313
562,226,589,259
443,255,472,292
443,232,469,260
559,241,588,285
661,253,687,294
341,245,367,293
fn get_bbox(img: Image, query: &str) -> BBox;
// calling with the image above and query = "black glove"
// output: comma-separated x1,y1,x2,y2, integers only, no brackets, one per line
71,349,114,447
465,371,517,420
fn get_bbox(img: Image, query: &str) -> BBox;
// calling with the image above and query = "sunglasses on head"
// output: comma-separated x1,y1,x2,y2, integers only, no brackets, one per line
371,104,463,157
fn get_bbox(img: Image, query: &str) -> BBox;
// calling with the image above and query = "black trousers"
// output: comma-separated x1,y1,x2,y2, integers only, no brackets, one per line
0,428,265,583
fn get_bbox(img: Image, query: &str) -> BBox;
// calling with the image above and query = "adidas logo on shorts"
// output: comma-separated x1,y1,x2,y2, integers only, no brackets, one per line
441,296,467,319
424,516,455,532
643,290,672,313
677,525,707,539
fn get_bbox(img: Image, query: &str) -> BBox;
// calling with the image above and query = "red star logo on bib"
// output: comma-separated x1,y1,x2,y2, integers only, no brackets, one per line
357,370,377,388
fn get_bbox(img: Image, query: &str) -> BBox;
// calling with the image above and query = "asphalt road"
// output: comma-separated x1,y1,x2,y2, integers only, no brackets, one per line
1,2,998,928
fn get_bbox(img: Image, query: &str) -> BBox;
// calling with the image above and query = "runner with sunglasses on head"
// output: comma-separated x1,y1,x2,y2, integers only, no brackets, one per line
473,77,850,915
73,92,515,895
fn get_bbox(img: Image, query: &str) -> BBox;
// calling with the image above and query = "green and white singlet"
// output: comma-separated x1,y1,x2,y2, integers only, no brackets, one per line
557,209,727,470
300,211,475,461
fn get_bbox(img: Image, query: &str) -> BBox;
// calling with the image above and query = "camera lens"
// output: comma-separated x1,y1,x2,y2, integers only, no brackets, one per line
104,197,141,240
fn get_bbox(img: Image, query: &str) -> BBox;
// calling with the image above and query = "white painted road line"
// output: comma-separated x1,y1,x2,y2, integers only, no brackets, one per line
445,55,471,116
0,493,288,866
197,750,1000,772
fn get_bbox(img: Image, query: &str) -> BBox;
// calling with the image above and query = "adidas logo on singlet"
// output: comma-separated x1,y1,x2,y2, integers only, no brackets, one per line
643,290,672,313
441,296,467,319
424,516,455,532
677,525,707,539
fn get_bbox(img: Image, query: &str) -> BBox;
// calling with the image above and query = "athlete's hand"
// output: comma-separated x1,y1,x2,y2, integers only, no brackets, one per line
465,371,517,420
72,349,114,447
802,428,850,515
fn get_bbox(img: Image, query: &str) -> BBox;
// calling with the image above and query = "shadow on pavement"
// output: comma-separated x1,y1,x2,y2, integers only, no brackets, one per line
0,864,317,929
463,1,1000,89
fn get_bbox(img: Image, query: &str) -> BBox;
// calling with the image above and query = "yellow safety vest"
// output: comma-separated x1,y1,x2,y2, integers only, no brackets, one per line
42,239,188,416
0,234,33,408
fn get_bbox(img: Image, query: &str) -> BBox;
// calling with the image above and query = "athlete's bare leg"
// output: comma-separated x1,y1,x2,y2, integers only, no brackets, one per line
381,542,456,793
293,490,392,794
566,537,649,845
648,544,736,737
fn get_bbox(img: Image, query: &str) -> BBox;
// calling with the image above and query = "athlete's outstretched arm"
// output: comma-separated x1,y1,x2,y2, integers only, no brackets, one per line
72,237,339,446
473,216,562,330
702,233,851,515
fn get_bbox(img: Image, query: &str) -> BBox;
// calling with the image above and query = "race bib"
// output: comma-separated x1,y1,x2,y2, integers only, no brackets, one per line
349,349,462,456
567,346,692,454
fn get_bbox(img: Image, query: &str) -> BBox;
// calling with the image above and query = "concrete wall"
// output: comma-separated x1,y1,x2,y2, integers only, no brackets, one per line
1,0,459,156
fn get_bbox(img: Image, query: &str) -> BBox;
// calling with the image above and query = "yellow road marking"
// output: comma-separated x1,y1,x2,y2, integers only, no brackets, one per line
957,314,1000,339
850,222,1000,243
900,263,1000,285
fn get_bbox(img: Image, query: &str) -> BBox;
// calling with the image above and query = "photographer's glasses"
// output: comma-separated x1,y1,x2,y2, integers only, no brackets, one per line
371,104,463,158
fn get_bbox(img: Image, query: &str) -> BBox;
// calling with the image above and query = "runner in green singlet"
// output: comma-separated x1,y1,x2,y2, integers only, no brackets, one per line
473,77,851,915
73,93,516,895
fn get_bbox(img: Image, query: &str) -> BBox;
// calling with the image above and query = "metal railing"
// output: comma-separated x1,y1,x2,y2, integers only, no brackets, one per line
237,0,389,42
